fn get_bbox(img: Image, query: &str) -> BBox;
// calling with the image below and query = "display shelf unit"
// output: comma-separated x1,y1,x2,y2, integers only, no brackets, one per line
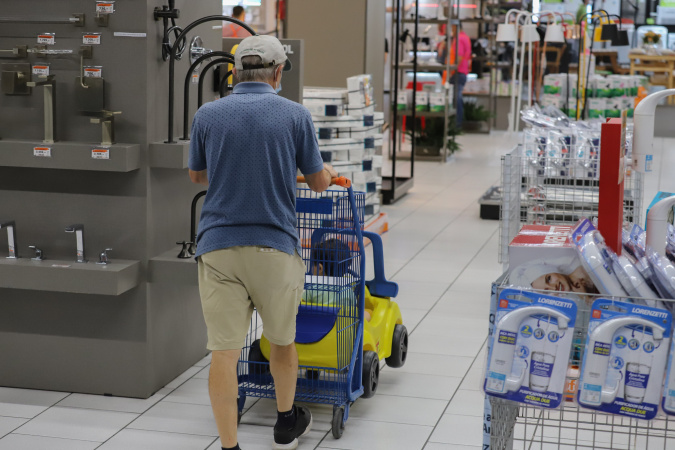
0,0,220,398
0,258,140,295
148,141,191,169
149,246,198,286
0,140,140,172
385,0,461,204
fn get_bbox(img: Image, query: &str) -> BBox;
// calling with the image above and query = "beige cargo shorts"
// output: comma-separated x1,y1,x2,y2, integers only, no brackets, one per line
198,246,306,351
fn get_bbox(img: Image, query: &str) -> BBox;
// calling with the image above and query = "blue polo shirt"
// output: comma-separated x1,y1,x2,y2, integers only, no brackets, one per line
189,82,324,257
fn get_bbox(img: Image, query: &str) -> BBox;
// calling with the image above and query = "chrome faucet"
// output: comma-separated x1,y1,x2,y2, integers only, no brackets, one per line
0,220,18,259
97,248,112,265
65,224,86,262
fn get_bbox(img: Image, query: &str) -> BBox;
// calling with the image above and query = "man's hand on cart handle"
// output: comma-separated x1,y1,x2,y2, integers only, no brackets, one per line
297,175,351,188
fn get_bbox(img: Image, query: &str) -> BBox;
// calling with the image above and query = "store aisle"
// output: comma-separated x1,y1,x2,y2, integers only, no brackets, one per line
0,132,517,450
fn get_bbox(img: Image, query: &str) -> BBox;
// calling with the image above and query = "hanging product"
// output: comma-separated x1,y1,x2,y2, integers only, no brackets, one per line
662,328,675,414
578,299,671,420
571,219,629,297
485,289,577,409
647,247,675,300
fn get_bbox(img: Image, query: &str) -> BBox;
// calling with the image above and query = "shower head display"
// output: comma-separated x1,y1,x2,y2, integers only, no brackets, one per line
578,299,671,420
485,289,577,409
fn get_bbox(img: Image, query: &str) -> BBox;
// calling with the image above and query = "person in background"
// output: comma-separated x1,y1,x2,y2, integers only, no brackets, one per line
448,24,472,127
223,6,251,38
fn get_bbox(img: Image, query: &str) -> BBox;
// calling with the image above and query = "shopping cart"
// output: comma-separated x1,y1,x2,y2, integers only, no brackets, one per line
236,176,396,438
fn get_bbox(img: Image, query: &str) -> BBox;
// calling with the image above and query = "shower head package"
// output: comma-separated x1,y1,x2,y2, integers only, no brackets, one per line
578,299,671,420
484,289,577,409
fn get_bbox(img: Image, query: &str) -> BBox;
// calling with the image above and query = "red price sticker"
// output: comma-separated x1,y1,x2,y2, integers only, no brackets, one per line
91,148,110,160
33,147,52,158
96,1,115,14
83,34,101,45
84,67,102,78
32,65,50,76
37,34,55,45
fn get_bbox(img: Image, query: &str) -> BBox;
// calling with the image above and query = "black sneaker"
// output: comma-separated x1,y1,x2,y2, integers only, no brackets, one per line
273,405,313,449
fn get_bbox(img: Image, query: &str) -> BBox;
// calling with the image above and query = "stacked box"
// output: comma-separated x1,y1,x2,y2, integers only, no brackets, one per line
303,75,384,223
543,73,641,118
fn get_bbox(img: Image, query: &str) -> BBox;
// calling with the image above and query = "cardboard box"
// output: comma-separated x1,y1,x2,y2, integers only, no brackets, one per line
429,92,445,112
397,91,410,111
507,223,598,295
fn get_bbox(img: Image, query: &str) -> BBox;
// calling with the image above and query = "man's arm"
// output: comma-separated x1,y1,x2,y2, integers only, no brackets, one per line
305,163,338,193
189,169,208,186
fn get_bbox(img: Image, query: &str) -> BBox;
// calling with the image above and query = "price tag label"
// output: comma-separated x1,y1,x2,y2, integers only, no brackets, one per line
37,33,55,45
191,73,199,84
83,33,101,45
34,147,52,158
84,66,103,78
96,1,115,14
32,65,50,76
91,148,110,160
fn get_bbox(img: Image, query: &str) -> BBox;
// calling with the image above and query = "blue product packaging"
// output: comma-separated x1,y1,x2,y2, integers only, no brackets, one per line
484,289,577,409
578,299,672,420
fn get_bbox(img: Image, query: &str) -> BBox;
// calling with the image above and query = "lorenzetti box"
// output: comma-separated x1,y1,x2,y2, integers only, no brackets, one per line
507,222,598,294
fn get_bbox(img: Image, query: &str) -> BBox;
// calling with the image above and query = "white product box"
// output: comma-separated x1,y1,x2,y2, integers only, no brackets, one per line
397,91,410,111
429,92,446,112
347,74,374,108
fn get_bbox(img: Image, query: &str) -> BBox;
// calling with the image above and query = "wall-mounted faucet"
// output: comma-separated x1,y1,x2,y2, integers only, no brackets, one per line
0,220,18,259
189,190,207,255
28,245,44,261
65,224,86,263
97,248,112,265
26,75,56,144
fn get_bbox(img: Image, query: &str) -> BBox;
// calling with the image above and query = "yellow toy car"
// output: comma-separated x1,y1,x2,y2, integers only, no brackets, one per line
250,231,407,400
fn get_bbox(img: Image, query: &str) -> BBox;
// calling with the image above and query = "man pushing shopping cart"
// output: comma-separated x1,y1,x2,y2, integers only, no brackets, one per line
188,34,337,450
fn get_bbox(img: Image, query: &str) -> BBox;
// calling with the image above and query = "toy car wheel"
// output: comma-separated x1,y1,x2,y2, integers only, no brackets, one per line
362,350,379,398
248,339,270,382
332,407,345,439
386,324,408,368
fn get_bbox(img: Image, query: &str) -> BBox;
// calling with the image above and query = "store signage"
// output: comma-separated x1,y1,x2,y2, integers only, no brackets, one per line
37,33,55,45
33,147,52,158
32,65,50,76
84,67,103,78
282,44,294,55
83,33,101,45
91,148,110,160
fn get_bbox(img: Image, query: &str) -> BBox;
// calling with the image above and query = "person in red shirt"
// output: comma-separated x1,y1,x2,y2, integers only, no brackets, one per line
223,6,251,38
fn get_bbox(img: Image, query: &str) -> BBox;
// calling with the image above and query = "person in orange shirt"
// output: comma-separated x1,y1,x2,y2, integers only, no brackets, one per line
223,6,251,38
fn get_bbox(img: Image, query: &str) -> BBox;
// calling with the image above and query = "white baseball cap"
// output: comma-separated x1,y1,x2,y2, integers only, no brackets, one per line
234,35,292,72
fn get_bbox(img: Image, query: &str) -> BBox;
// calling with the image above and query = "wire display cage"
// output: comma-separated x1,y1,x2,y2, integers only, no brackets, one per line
236,185,367,436
499,144,644,269
487,283,675,450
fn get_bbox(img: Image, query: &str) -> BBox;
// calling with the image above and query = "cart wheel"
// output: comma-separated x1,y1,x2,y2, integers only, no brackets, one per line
362,351,379,398
332,407,345,439
386,324,408,368
248,340,270,383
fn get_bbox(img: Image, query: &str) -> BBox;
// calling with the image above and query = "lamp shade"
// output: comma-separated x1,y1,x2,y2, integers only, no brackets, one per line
496,23,517,42
544,24,565,43
520,24,540,43
613,29,629,46
600,23,618,41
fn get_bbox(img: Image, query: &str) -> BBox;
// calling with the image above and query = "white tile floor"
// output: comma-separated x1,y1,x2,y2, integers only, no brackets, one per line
0,132,517,449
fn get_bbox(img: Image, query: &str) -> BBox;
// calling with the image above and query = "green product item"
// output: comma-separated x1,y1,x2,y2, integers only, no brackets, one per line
608,77,626,97
594,78,611,98
588,98,605,119
605,98,621,118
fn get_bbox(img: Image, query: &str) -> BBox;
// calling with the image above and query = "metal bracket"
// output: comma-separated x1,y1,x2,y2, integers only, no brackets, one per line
0,45,28,59
95,13,109,27
72,13,85,27
154,6,180,20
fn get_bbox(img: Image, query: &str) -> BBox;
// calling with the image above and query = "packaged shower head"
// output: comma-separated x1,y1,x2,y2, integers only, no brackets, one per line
647,247,675,300
487,306,569,395
576,230,629,297
611,254,663,309
579,316,665,407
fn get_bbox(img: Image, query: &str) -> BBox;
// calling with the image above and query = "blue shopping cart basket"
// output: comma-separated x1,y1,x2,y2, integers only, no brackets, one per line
237,176,367,438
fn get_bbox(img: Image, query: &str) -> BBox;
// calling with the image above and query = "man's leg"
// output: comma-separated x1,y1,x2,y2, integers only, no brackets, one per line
269,342,299,412
199,248,255,450
209,349,241,448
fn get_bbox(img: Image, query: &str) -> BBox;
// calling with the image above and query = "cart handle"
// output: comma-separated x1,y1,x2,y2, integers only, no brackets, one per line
297,175,351,188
